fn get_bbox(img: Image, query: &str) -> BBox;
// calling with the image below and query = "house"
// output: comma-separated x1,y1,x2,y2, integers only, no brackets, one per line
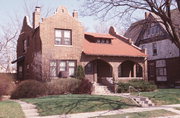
12,6,147,92
124,10,180,87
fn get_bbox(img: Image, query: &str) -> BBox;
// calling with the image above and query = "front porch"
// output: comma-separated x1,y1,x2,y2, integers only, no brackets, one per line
82,58,146,92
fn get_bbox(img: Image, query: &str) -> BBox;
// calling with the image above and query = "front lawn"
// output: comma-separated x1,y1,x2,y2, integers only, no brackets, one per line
23,94,136,116
0,100,25,118
139,89,180,105
93,109,177,118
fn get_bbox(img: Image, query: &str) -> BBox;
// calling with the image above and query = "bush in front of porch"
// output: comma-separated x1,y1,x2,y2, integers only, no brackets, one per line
117,79,157,93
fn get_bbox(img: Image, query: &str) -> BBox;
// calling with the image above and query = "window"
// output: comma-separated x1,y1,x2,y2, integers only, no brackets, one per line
50,60,76,77
18,65,23,78
50,61,57,77
96,39,111,44
68,61,76,76
156,60,166,76
23,37,30,52
23,40,27,52
59,61,66,71
156,67,167,76
55,29,72,45
152,43,157,56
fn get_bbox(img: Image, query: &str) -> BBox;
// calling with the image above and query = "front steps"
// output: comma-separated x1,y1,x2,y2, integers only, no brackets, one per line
130,96,155,107
92,83,155,107
92,83,112,95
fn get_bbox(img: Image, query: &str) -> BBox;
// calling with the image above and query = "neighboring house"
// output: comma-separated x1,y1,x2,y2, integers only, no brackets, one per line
12,6,146,92
124,10,180,87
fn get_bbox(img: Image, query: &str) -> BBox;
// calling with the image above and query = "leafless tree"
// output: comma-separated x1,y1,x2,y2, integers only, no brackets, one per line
82,0,180,49
32,51,52,81
0,0,53,73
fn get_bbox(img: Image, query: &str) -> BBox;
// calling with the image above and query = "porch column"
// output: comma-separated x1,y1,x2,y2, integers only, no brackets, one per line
144,49,148,80
133,64,137,77
93,60,98,83
110,62,120,93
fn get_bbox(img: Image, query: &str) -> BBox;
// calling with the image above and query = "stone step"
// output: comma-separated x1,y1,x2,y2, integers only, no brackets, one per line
93,83,112,94
130,96,155,107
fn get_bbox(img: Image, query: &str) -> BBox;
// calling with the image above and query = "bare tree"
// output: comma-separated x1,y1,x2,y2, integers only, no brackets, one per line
82,0,180,49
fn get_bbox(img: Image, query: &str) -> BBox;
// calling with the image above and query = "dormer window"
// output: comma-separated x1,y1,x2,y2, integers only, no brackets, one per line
96,39,111,44
55,29,72,45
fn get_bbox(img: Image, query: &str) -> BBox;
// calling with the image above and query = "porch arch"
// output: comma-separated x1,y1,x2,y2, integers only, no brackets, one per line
118,60,143,78
84,59,113,83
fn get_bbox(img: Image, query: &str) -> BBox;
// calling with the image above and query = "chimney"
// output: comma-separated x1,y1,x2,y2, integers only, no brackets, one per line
33,6,41,29
73,10,78,19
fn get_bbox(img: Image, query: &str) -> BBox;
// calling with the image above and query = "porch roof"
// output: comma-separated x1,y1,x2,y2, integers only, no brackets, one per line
83,33,147,57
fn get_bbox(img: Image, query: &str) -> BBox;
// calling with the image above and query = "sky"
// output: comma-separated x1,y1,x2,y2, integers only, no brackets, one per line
0,0,102,32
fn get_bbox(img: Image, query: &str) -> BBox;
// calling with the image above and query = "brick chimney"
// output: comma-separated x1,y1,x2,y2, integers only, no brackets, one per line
33,6,41,29
73,10,78,19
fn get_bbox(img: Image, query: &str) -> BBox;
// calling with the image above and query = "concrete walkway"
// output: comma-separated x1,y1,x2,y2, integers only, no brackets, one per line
13,99,180,118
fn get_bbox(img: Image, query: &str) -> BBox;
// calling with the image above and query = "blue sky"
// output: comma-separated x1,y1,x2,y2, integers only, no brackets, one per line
0,0,102,32
0,0,145,33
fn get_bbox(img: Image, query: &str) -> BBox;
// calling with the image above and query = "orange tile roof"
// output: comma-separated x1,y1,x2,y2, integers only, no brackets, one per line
85,32,115,39
83,33,146,57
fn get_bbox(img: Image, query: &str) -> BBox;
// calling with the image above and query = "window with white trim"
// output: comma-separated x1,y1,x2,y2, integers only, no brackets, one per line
55,29,72,45
50,60,76,77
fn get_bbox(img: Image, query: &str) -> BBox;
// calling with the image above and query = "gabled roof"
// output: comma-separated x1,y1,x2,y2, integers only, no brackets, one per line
125,9,180,44
83,33,146,57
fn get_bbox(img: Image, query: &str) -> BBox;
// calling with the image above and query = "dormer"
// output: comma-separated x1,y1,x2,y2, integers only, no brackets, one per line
85,32,114,44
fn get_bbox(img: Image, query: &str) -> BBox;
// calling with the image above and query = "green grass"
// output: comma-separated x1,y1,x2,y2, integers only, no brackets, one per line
93,109,177,118
22,94,136,116
139,89,180,105
0,100,25,118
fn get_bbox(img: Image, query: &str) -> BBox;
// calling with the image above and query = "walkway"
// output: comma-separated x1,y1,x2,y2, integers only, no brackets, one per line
13,99,180,118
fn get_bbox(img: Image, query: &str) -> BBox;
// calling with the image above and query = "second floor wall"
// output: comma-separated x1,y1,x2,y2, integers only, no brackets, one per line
39,6,84,61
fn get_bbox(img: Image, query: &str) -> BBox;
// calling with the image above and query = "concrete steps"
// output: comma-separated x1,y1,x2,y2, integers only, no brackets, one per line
130,96,155,107
92,83,112,95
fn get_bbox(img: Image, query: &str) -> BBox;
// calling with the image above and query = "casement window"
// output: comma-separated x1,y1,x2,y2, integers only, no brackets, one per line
50,60,76,77
152,43,157,56
55,29,72,45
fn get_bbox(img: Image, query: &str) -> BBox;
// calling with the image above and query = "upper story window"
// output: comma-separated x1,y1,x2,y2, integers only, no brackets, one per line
55,29,72,45
152,43,157,56
23,38,29,53
143,23,163,39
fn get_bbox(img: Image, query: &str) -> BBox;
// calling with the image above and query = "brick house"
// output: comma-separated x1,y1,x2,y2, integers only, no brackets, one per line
124,10,180,87
12,6,147,91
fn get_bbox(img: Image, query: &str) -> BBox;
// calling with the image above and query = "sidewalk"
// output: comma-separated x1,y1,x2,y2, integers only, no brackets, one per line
13,99,180,118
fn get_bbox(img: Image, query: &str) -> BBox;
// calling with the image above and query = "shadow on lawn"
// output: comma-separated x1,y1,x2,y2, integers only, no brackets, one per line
54,96,137,114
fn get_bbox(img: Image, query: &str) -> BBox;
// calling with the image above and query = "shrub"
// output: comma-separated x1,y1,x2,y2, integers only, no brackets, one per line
0,74,16,98
117,82,131,93
11,80,48,99
75,65,85,80
74,79,93,94
47,78,81,95
117,79,157,93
